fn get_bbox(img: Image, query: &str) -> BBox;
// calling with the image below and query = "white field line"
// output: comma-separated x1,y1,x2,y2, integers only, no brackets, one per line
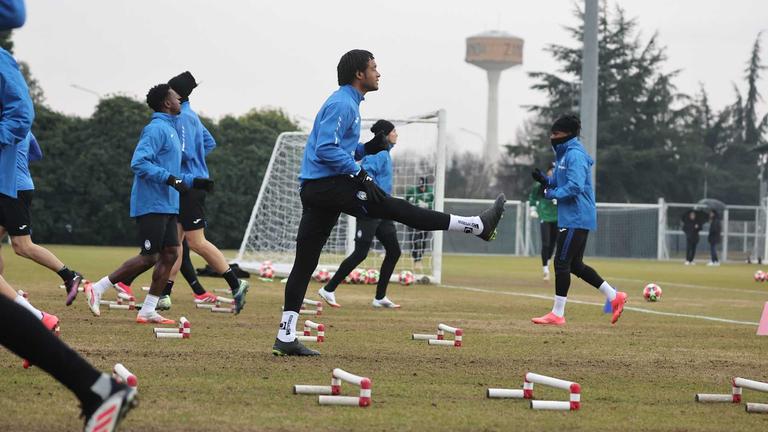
440,284,758,326
607,276,766,295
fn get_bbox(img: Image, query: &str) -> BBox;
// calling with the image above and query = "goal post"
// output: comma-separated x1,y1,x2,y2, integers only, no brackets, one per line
235,110,447,284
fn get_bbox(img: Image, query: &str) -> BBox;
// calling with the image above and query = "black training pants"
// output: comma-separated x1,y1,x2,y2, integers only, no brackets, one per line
284,176,449,312
324,218,401,299
0,294,101,406
553,228,605,297
685,234,698,262
540,221,558,266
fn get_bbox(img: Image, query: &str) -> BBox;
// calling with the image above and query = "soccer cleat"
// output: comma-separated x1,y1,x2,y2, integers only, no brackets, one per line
318,287,341,308
114,282,134,298
610,291,628,325
531,312,566,326
193,292,218,304
157,295,172,311
231,280,250,315
271,338,320,356
82,380,138,432
476,193,506,241
64,272,83,306
84,283,101,317
135,312,175,325
372,296,400,308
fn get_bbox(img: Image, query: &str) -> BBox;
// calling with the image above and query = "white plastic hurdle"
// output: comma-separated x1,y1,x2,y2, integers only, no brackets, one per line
112,363,137,388
696,377,768,405
108,298,136,311
487,372,581,411
296,320,325,343
293,368,372,407
427,323,462,347
281,299,323,316
153,317,191,339
746,403,768,413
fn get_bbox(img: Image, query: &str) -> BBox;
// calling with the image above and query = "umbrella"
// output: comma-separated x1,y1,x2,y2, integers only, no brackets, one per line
696,198,726,214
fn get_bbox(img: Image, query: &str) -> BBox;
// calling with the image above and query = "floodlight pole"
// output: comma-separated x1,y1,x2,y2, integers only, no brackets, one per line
580,0,599,192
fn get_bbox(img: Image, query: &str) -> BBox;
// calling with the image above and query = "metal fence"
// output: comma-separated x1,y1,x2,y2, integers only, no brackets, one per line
444,197,768,262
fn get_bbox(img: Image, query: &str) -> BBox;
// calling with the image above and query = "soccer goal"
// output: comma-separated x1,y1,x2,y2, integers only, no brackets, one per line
235,110,447,284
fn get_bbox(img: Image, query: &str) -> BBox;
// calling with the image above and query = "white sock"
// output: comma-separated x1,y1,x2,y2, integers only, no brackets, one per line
277,311,299,342
599,281,617,301
542,265,549,274
552,295,567,317
139,294,159,315
93,276,114,296
15,294,43,320
448,215,484,235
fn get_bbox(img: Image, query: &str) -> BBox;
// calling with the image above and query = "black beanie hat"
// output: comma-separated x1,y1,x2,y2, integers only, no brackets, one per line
370,119,395,136
168,71,198,99
551,114,581,135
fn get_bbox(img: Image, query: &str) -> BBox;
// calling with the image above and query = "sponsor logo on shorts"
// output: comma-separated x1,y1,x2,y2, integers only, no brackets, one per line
559,228,567,232
144,239,151,250
193,218,202,224
18,225,27,230
356,191,368,201
357,230,362,238
457,220,479,229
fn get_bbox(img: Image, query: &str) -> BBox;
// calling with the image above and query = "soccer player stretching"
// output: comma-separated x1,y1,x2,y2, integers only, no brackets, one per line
530,115,627,326
318,119,402,309
272,49,506,356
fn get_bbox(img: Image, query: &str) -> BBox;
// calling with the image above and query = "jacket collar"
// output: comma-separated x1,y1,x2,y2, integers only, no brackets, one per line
151,112,178,123
340,85,364,104
554,136,582,158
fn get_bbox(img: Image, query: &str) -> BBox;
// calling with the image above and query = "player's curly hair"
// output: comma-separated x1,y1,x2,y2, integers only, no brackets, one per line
551,114,581,135
146,84,171,112
337,49,374,86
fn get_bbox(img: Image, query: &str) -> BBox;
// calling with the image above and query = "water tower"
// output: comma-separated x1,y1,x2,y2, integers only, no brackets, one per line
465,31,524,161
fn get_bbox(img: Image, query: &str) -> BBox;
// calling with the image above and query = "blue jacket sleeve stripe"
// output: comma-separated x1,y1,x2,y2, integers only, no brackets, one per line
313,103,359,175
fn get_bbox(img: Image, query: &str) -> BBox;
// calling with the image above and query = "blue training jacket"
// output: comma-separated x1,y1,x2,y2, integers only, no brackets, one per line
360,145,393,194
130,113,183,217
0,47,34,198
299,85,363,182
177,101,215,184
544,137,597,230
16,131,40,191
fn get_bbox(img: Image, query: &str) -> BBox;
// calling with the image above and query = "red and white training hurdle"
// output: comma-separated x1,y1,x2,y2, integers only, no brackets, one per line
296,320,325,343
412,323,462,347
153,317,191,339
294,368,372,407
112,363,137,388
487,372,581,411
281,299,324,316
696,377,768,413
196,296,236,313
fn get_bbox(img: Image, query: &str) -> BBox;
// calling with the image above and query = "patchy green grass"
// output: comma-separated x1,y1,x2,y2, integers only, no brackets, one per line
1,246,767,431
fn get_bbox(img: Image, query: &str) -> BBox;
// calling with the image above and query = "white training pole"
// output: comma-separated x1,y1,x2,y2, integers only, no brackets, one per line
525,373,574,391
733,377,768,393
318,396,361,406
437,323,459,334
217,297,234,304
153,328,180,334
112,363,137,388
487,388,524,399
155,333,185,339
293,385,333,395
196,303,215,309
296,336,320,342
428,339,456,346
695,394,737,403
746,403,768,413
299,310,319,316
333,369,367,386
530,400,572,411
99,300,116,305
303,299,321,306
412,334,437,340
109,304,134,310
211,307,234,313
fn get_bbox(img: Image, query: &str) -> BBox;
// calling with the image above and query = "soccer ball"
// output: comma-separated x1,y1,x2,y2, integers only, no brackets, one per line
349,268,365,284
398,270,415,286
365,269,380,285
754,270,766,282
313,268,330,283
643,283,662,302
259,266,274,279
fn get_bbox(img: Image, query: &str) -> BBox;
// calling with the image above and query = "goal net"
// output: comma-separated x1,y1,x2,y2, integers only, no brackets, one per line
235,110,446,283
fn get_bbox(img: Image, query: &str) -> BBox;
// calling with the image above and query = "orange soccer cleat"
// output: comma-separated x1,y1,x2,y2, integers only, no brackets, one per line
531,312,566,326
610,291,628,324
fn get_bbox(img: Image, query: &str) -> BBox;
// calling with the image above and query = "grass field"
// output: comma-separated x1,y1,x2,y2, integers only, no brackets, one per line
1,245,767,431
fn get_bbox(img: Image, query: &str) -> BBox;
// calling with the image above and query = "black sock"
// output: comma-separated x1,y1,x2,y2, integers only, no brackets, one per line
223,268,239,292
162,280,174,297
189,280,206,296
57,266,76,283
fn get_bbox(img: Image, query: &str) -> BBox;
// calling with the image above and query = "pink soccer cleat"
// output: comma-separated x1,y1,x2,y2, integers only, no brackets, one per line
84,282,101,317
136,312,175,325
531,312,566,326
193,292,218,304
610,291,628,324
115,282,134,297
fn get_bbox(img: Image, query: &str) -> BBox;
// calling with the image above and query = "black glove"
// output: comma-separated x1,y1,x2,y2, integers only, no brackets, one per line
352,167,386,203
364,133,388,155
192,177,214,192
531,168,549,187
166,175,189,193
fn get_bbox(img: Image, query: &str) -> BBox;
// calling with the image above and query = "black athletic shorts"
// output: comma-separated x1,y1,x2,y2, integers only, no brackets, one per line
355,217,396,244
179,189,207,231
136,213,180,255
0,190,33,236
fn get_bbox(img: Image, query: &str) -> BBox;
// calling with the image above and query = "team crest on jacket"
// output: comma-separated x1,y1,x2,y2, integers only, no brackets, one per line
144,240,151,250
356,191,368,201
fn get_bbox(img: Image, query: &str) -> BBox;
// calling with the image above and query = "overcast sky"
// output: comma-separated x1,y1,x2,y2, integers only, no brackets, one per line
13,0,768,154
